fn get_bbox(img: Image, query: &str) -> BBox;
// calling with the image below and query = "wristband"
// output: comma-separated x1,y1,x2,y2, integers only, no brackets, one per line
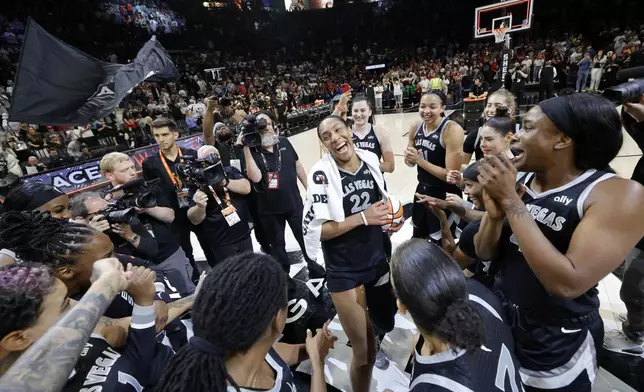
360,211,368,226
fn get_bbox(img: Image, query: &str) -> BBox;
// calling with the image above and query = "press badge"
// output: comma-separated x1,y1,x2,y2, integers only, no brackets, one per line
222,205,241,226
267,172,280,189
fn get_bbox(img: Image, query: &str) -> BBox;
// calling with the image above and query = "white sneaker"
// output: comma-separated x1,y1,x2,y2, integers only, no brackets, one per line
603,329,644,356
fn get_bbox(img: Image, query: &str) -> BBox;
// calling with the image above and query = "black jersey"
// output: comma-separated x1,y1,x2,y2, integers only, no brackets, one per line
321,160,386,276
64,304,158,392
463,127,484,161
352,124,382,160
410,279,523,392
494,169,616,318
226,348,297,392
413,118,460,194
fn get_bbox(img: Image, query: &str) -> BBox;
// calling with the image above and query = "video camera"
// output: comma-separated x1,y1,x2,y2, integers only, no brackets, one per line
175,154,227,195
100,178,158,225
603,66,644,105
240,114,268,148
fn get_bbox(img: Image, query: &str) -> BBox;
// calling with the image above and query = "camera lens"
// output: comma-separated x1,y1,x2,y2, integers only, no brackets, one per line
135,193,157,209
105,208,137,224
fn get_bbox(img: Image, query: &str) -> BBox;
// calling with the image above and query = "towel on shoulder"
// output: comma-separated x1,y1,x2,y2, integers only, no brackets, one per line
302,148,389,261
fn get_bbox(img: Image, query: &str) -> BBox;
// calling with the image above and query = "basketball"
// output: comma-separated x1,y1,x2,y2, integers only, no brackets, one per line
382,196,404,231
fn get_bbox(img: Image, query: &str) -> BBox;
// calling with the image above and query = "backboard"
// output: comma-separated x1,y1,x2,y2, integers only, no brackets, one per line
474,0,534,39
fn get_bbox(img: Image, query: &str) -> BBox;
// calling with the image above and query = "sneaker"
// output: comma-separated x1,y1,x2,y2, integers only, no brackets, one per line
374,336,390,370
603,329,644,356
618,312,627,323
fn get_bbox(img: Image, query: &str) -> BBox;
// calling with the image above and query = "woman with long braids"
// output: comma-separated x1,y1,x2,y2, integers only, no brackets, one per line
391,239,523,391
156,252,337,392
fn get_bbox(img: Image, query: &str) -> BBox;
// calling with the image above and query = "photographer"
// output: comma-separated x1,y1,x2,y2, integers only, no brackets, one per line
604,94,644,355
241,111,325,277
70,192,160,262
186,145,253,265
99,152,196,295
142,117,217,270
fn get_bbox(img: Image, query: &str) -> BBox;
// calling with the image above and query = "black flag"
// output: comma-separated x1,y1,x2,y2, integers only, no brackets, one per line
9,19,178,125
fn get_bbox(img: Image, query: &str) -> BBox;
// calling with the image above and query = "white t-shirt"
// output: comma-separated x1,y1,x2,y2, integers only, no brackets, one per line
418,79,430,93
393,83,403,95
374,86,384,98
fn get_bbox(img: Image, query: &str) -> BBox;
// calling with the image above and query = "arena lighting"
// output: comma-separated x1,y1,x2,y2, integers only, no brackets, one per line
365,63,386,70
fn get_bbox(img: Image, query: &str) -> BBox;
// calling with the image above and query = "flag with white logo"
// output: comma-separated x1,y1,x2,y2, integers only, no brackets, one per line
9,19,178,125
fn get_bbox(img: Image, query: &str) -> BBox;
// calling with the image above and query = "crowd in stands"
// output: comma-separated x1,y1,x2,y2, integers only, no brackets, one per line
0,0,642,177
98,0,186,34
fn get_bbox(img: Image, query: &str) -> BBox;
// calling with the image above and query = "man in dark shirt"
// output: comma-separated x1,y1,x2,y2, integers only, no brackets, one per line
469,76,489,99
539,60,557,101
141,117,217,274
242,111,325,278
186,145,253,265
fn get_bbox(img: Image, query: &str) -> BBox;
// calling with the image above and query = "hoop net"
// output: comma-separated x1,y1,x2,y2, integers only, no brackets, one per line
493,27,509,43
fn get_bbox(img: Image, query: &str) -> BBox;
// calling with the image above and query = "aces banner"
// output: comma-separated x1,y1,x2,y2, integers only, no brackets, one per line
21,135,203,195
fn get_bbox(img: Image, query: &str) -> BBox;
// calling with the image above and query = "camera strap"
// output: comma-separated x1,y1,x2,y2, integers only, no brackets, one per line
159,147,185,191
210,186,232,210
210,185,240,226
260,142,282,172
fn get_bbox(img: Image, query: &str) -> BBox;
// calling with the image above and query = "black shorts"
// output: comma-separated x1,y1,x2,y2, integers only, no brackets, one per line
504,302,603,392
327,260,396,335
412,183,459,241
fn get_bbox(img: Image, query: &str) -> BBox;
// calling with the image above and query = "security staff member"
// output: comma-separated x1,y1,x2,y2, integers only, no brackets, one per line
187,146,253,265
242,111,324,277
141,117,217,273
99,152,196,295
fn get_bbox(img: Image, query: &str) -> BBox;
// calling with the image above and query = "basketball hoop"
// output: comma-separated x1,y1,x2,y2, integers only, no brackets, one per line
493,27,509,43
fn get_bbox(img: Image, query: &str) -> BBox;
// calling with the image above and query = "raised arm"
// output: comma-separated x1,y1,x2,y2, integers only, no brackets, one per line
374,124,395,173
0,259,129,392
504,178,644,298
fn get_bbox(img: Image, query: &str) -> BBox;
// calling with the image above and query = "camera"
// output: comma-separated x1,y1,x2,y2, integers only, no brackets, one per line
104,178,158,210
100,204,138,225
100,178,158,225
603,80,644,105
240,114,267,148
603,66,644,105
175,154,227,194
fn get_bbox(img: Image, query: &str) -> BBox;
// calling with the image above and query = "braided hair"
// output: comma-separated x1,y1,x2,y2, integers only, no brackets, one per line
0,211,94,268
156,252,288,392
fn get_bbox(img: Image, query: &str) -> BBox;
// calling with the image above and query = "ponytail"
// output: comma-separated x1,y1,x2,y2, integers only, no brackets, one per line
435,300,485,353
391,239,484,354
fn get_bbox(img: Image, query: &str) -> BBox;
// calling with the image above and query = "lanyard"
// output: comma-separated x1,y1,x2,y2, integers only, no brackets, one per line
159,147,184,191
260,142,281,173
210,185,232,210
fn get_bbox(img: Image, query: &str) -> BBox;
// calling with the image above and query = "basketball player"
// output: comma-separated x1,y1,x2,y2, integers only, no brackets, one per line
461,90,517,165
0,260,192,391
157,253,337,392
474,94,644,391
448,106,516,186
417,161,485,269
351,95,395,174
314,115,399,391
405,92,464,242
392,239,523,391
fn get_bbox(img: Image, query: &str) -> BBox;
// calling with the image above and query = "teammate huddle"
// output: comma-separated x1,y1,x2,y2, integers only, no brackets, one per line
0,86,643,392
309,88,644,392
